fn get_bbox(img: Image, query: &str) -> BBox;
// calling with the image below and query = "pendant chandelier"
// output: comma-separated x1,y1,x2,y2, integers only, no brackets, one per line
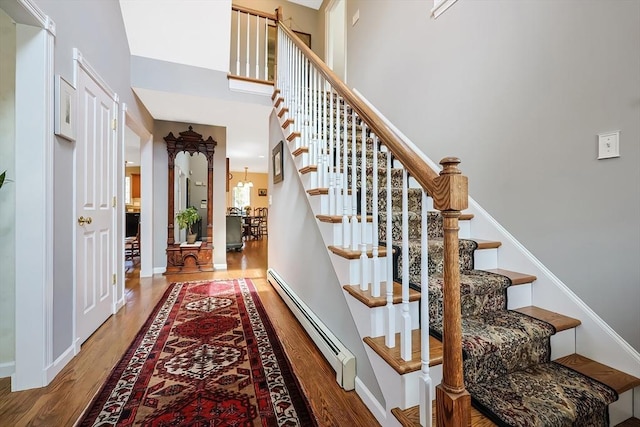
237,166,253,188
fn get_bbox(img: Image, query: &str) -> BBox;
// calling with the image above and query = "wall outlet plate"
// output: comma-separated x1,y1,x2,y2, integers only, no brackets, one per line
597,131,620,160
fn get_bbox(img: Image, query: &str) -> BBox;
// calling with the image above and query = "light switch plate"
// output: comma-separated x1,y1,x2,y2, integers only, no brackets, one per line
597,131,620,160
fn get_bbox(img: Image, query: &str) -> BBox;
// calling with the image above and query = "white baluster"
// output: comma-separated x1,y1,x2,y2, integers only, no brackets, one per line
255,15,259,79
236,11,240,75
342,102,350,249
385,144,395,348
323,84,329,189
328,88,335,215
359,123,368,291
264,18,269,80
350,113,359,252
419,189,432,427
371,134,380,297
401,167,412,361
335,95,342,216
245,12,250,77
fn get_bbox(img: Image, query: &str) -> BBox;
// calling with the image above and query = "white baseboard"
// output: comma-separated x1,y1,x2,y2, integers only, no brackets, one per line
113,297,125,313
214,263,228,270
45,344,75,383
153,267,166,275
0,361,15,378
355,376,389,426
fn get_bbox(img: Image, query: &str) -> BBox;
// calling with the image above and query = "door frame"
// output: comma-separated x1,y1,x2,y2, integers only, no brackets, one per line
9,0,56,390
122,105,154,278
324,0,347,82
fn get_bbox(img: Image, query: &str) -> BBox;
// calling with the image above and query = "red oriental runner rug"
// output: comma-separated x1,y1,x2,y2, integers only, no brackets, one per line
77,278,317,426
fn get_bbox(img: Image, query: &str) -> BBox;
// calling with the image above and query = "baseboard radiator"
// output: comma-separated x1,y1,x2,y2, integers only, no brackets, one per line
267,269,356,390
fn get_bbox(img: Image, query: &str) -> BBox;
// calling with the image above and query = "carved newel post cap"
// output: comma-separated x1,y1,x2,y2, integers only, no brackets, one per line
439,157,462,176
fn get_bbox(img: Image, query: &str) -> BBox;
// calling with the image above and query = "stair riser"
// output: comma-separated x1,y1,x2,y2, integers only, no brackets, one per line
330,252,389,290
472,247,498,270
506,283,532,309
344,296,420,339
550,329,576,360
364,346,443,411
317,221,374,248
610,390,635,426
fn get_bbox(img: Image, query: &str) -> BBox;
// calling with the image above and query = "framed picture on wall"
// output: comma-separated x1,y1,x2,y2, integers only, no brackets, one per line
273,141,284,184
258,188,267,196
54,75,76,142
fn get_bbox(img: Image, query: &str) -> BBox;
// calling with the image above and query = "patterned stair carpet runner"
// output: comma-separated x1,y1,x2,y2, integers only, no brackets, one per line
347,128,619,426
77,278,317,427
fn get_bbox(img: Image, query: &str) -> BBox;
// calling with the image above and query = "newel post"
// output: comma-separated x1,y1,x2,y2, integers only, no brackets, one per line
433,157,470,427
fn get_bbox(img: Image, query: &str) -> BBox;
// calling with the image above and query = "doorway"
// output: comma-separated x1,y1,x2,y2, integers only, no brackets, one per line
326,0,346,82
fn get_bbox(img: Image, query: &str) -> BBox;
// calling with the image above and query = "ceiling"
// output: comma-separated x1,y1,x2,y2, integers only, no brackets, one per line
287,0,323,9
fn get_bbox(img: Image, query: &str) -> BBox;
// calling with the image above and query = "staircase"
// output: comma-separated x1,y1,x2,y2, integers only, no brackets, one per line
269,12,640,427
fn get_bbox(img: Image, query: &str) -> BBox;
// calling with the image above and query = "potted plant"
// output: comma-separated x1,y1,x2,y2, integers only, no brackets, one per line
176,206,200,244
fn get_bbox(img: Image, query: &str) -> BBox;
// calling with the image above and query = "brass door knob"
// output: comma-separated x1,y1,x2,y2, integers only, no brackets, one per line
78,216,92,226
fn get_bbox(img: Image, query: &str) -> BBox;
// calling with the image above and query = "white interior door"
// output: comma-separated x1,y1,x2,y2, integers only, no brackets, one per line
76,67,116,344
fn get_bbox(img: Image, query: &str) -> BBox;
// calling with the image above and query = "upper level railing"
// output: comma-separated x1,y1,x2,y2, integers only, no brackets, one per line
230,5,277,84
271,7,470,426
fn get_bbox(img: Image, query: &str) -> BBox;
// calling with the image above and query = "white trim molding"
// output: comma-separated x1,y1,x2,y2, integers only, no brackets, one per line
73,48,118,102
45,344,75,384
12,3,56,391
0,362,15,379
431,0,460,19
17,0,56,34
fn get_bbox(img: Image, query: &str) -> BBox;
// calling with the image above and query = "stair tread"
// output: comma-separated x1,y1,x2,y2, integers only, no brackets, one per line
286,131,300,142
328,245,389,259
317,214,372,223
392,402,495,427
473,239,502,249
512,306,581,332
317,212,473,223
554,353,640,394
482,268,536,285
617,418,640,427
307,187,328,195
299,165,317,174
343,282,420,307
271,88,280,101
282,118,294,129
291,146,308,156
364,330,442,374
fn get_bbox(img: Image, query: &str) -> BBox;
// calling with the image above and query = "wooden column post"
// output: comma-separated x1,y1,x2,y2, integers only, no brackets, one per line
206,162,214,243
167,152,175,245
433,157,470,427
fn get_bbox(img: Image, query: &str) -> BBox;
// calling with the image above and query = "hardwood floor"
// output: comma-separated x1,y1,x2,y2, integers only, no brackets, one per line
0,238,379,427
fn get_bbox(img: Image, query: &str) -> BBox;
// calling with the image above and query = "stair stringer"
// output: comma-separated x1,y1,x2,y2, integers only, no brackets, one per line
354,88,640,420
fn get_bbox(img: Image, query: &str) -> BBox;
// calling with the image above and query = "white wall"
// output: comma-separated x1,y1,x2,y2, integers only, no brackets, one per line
27,0,154,364
0,8,16,371
345,0,640,350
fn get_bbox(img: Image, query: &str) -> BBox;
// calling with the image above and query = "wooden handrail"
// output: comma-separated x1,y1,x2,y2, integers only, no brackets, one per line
275,21,458,208
232,4,277,21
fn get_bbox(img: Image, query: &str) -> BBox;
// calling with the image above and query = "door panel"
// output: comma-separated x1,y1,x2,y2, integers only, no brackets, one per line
76,67,115,344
